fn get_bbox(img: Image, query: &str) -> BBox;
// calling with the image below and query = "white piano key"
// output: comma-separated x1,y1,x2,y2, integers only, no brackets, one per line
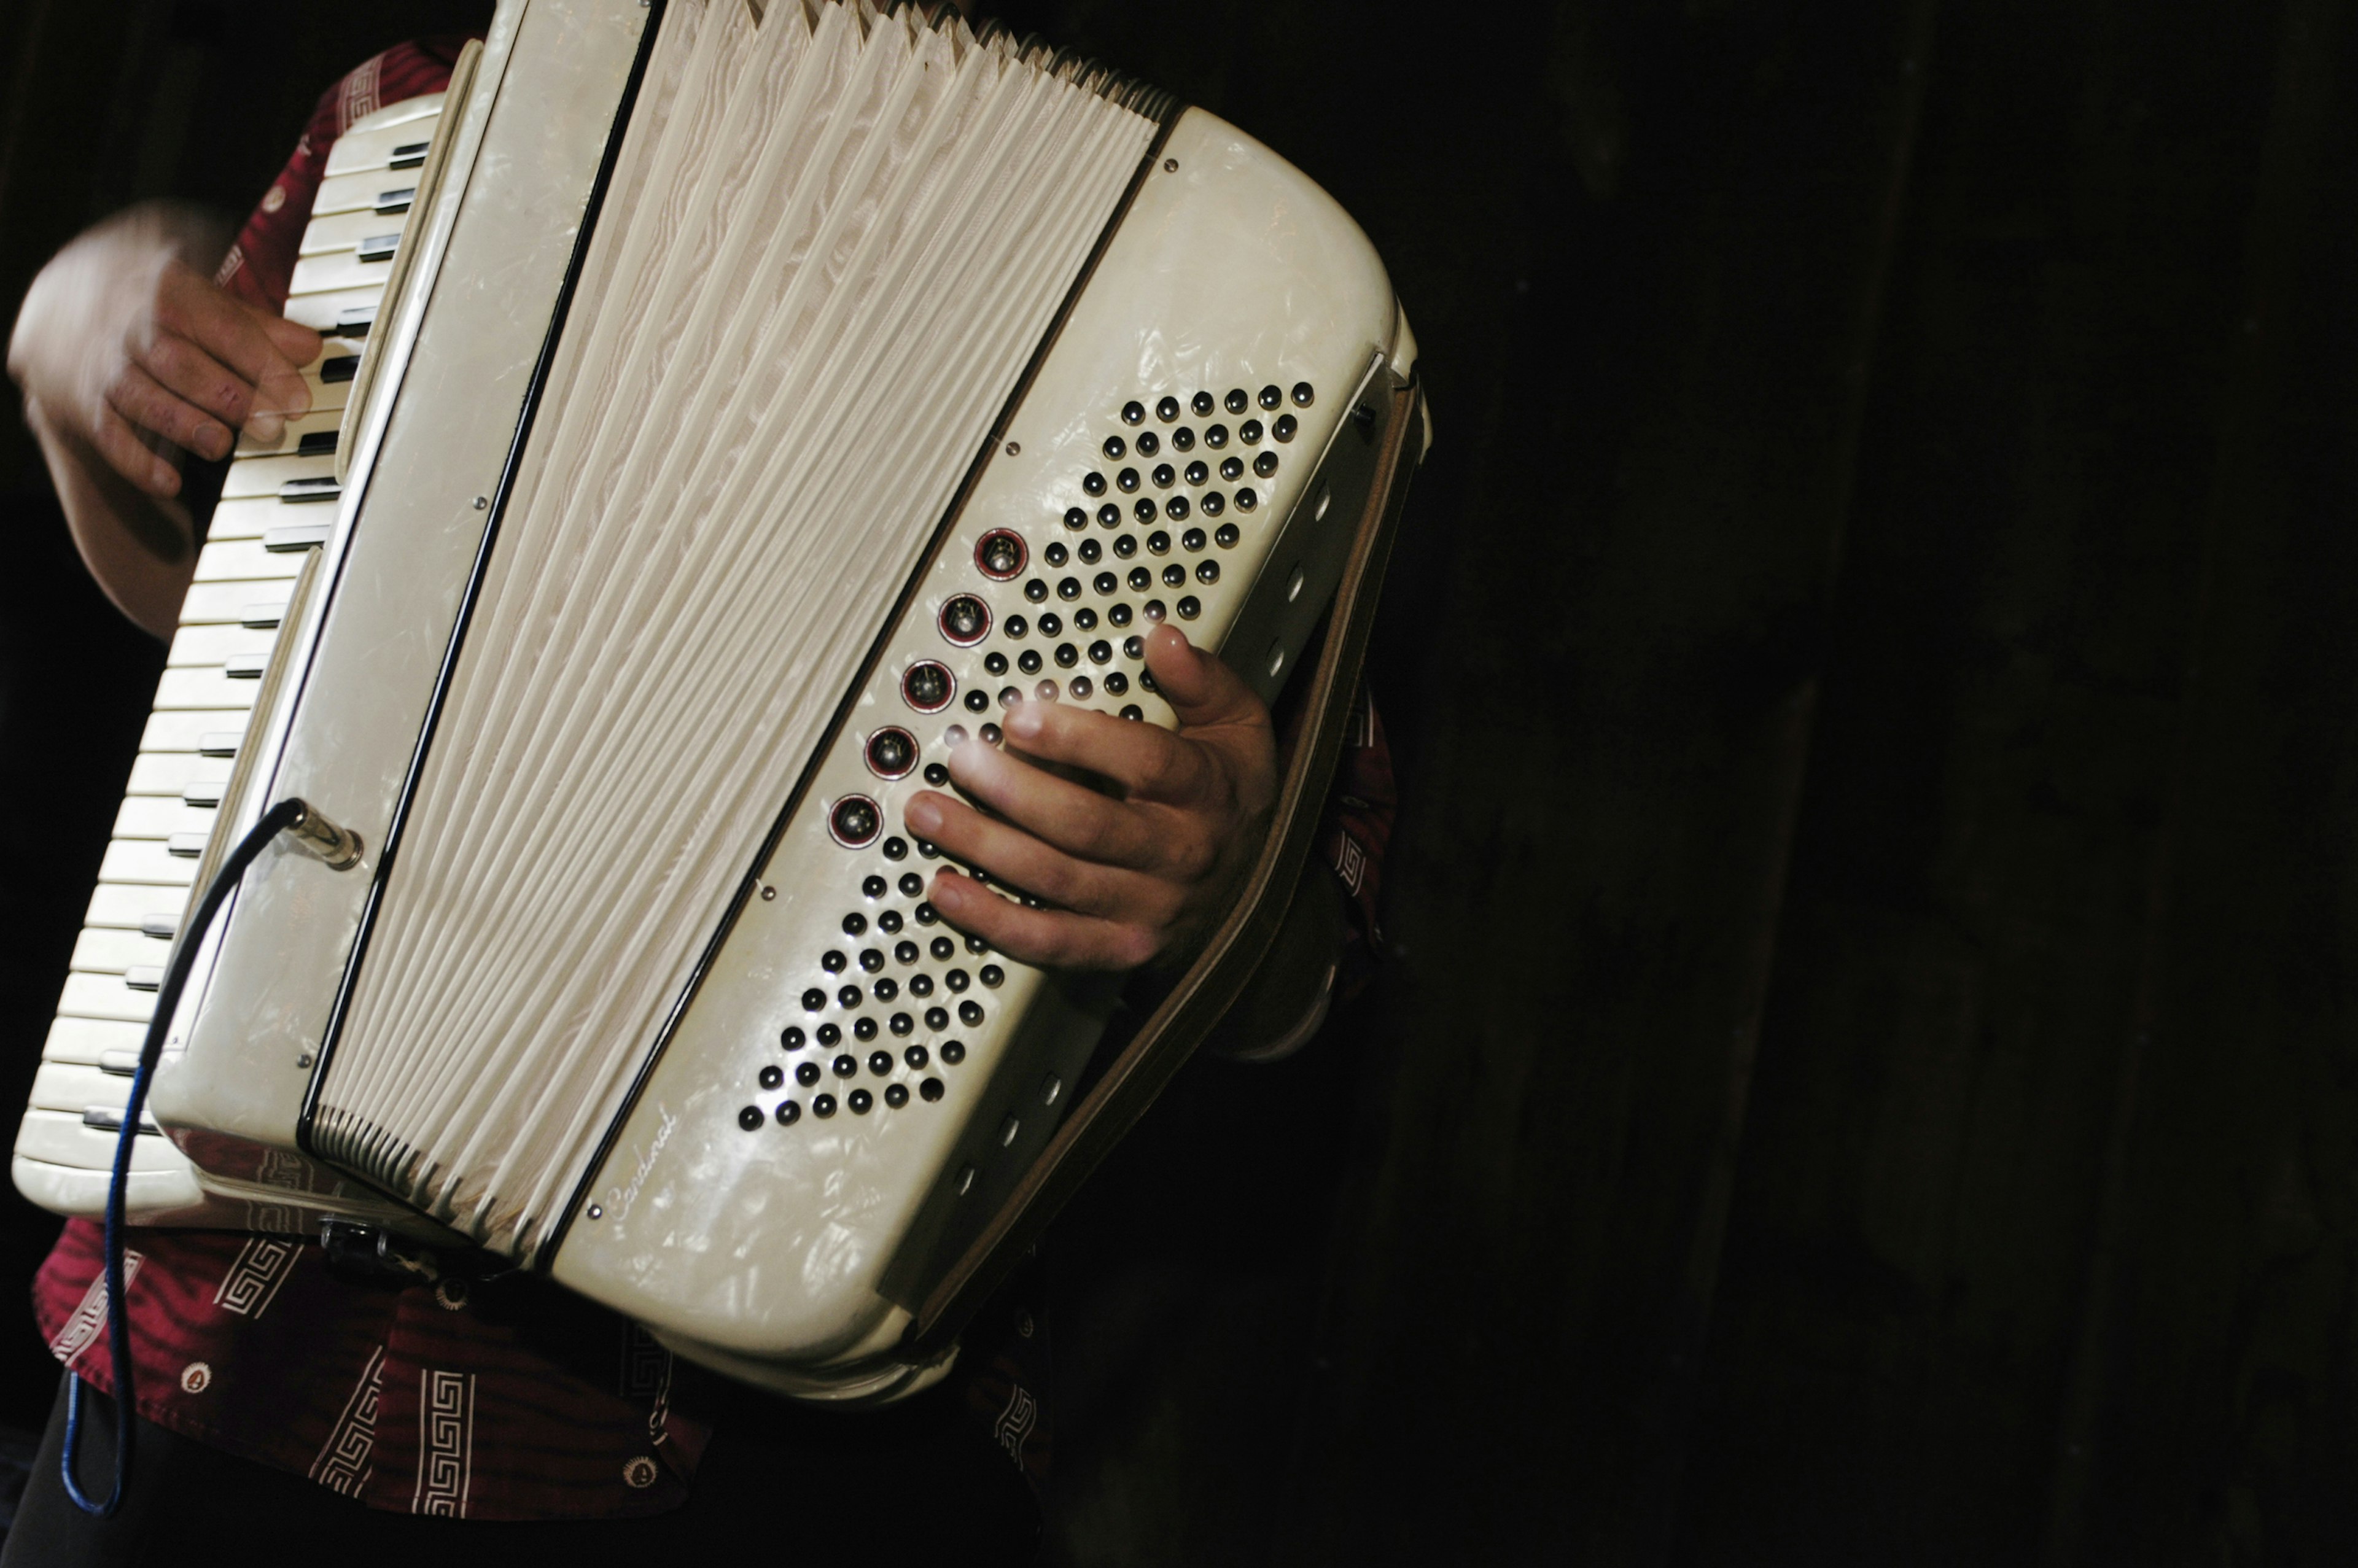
112,796,212,840
193,537,305,584
198,495,284,541
221,452,338,499
176,583,289,625
284,286,383,333
322,118,439,179
56,971,157,1022
71,928,160,974
299,205,414,258
98,840,198,888
300,356,357,409
12,1158,204,1214
125,752,210,795
311,168,418,219
84,884,187,931
139,709,249,753
154,666,261,711
14,1112,181,1173
289,250,394,298
346,91,445,134
43,1016,146,1066
31,1064,141,1115
166,623,278,667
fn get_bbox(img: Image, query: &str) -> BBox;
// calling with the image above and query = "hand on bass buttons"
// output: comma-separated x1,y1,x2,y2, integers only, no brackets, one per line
903,624,1277,972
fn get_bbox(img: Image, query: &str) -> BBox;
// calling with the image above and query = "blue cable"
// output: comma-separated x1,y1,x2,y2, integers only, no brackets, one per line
63,798,311,1516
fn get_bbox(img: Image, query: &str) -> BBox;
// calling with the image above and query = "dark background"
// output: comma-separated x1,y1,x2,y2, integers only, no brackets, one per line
2,0,2355,1561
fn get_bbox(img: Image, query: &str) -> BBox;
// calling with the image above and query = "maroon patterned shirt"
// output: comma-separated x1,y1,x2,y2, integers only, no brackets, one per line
33,41,1399,1522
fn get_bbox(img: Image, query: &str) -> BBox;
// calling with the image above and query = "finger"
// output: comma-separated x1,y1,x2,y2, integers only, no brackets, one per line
927,868,1162,972
939,721,1167,867
1142,623,1270,734
107,359,234,462
85,400,182,497
987,694,1213,807
903,788,1179,926
153,264,314,429
135,326,258,437
257,309,323,368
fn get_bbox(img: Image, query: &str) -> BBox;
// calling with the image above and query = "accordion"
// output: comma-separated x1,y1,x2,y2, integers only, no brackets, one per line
20,0,1425,1399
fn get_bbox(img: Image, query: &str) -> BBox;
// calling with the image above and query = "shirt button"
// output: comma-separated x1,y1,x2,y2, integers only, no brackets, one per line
623,1456,660,1489
180,1361,212,1394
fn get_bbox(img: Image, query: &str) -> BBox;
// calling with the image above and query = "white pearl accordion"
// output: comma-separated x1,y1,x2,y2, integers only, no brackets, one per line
17,0,1427,1400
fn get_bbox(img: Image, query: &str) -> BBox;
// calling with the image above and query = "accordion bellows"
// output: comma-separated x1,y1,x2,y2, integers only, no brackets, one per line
25,0,1422,1397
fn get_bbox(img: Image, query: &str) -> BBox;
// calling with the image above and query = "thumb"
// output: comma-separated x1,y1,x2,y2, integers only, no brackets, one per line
1142,623,1266,734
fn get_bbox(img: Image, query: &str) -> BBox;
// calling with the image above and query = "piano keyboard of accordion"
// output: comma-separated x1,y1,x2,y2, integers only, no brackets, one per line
20,0,1426,1400
15,90,457,1227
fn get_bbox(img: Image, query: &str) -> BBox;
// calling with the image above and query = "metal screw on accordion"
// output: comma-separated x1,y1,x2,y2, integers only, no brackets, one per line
1164,157,1178,171
1005,441,1021,456
473,495,489,510
586,1204,604,1221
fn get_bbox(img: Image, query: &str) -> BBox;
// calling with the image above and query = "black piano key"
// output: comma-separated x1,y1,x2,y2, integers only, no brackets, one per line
296,430,338,457
375,187,416,214
390,141,429,169
321,356,360,384
278,476,341,504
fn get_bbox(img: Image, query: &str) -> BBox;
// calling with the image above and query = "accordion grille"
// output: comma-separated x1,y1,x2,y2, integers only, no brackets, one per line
309,0,1157,1258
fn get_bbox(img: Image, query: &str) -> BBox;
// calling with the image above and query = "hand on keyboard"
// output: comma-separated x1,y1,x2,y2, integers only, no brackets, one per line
9,203,321,500
908,624,1280,972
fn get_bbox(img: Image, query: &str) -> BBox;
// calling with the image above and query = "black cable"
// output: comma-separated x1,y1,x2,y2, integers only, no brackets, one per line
62,796,311,1516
